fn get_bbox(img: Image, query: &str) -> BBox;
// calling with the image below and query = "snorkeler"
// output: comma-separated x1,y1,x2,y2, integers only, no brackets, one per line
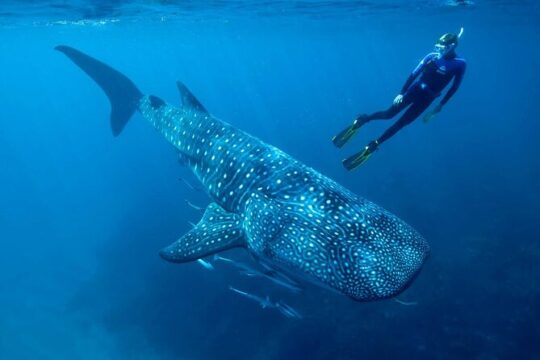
333,28,467,170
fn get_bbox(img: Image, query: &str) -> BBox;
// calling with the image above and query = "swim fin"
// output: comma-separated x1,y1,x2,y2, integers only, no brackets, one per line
332,125,358,148
332,115,367,148
342,140,378,171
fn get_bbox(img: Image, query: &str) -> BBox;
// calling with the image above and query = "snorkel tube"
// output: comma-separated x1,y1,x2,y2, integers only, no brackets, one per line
457,27,464,40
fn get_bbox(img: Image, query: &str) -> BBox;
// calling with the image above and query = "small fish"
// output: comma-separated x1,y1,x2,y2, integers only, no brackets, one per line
229,287,302,319
393,298,418,306
239,270,260,277
197,259,215,271
216,255,302,293
213,254,236,264
263,272,302,294
214,255,253,272
178,176,202,191
229,286,273,309
185,200,204,211
276,301,303,319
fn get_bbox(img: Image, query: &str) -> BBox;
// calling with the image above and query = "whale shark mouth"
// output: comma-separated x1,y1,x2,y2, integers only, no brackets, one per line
345,234,430,301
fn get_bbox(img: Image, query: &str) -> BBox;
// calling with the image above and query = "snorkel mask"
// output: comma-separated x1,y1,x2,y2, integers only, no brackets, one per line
434,27,464,58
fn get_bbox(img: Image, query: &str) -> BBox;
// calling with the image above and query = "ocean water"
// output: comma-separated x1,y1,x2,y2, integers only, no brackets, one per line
1,1,539,359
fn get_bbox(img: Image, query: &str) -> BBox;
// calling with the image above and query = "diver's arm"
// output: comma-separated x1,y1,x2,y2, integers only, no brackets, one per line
400,73,417,95
400,53,435,94
439,62,466,107
423,62,466,123
395,62,422,105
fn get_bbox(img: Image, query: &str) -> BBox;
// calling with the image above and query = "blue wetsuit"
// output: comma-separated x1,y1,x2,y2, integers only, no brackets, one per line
367,52,466,144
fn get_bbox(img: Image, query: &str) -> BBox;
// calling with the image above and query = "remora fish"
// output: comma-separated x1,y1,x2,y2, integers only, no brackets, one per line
214,255,302,293
229,287,302,319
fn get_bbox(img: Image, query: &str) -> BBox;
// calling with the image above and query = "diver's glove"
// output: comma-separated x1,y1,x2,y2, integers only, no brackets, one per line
393,94,404,105
423,104,443,123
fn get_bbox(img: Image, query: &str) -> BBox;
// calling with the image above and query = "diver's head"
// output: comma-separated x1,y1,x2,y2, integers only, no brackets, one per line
434,28,463,58
435,33,458,58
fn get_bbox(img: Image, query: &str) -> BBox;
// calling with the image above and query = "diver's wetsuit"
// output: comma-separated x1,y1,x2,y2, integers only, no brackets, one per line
367,52,466,144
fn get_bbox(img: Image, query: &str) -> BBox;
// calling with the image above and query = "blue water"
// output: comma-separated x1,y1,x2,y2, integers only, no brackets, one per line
1,1,539,359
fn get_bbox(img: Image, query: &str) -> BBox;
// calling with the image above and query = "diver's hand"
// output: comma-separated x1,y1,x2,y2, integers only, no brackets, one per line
423,104,443,123
393,94,404,105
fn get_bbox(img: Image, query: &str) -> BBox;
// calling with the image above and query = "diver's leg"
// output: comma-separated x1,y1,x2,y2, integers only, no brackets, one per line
342,100,431,171
364,103,404,121
376,100,430,145
360,93,414,123
332,99,408,148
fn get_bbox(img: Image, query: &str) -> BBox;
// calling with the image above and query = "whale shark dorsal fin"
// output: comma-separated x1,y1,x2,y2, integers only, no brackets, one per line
176,81,208,114
159,203,244,263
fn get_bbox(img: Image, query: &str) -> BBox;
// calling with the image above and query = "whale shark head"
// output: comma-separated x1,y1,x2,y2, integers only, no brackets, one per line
342,211,429,301
243,189,430,302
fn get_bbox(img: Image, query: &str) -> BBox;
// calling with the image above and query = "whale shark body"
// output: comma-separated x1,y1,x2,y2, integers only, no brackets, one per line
57,46,429,301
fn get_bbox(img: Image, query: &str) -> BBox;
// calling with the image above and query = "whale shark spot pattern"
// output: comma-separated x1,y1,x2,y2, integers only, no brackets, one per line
139,93,429,301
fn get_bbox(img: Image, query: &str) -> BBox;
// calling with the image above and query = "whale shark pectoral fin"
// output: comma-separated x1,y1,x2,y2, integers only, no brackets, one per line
176,81,208,114
159,203,244,263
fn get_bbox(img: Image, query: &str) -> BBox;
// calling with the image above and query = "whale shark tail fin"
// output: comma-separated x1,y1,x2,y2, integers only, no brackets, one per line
160,203,245,263
55,45,143,136
176,81,208,114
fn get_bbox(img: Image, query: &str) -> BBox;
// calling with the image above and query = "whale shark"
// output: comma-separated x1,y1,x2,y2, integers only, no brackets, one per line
56,46,429,301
